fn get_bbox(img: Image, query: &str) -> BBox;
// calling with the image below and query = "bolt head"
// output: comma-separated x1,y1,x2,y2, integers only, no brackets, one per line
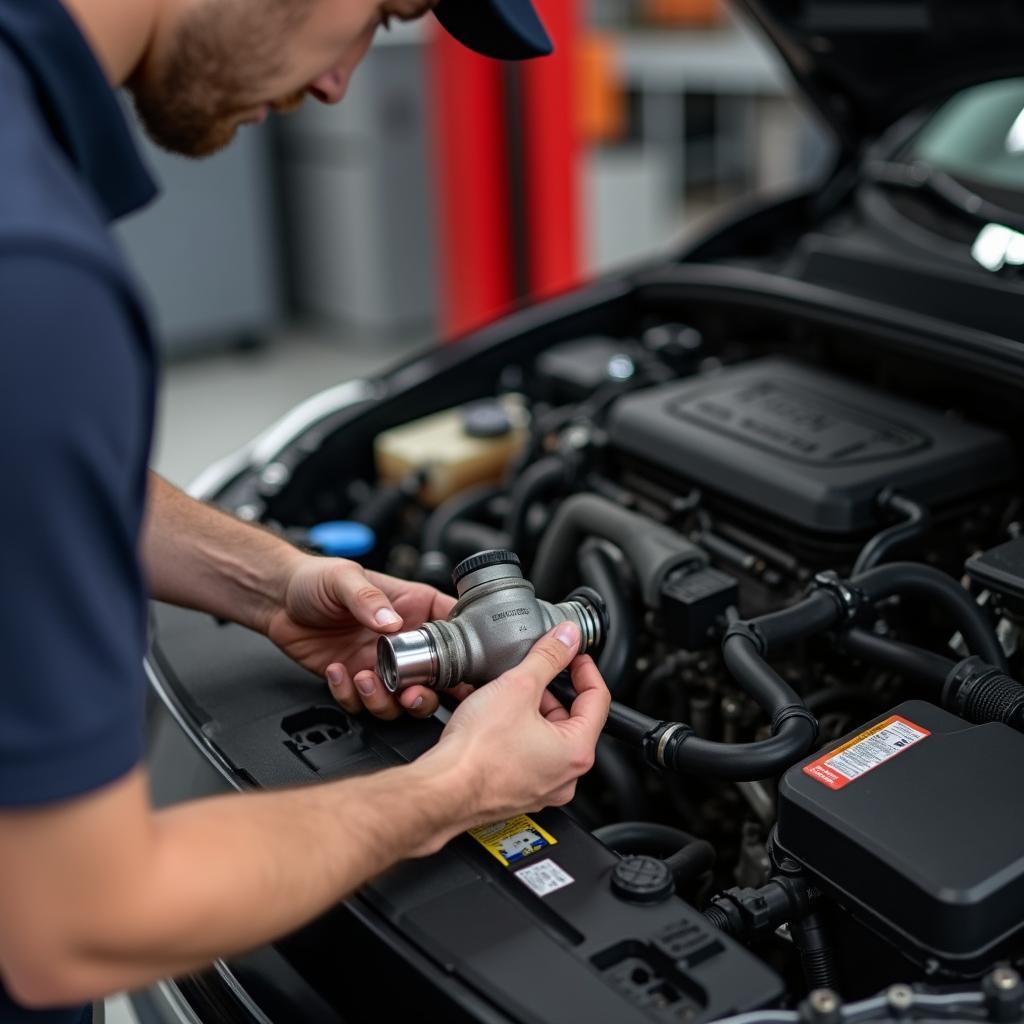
992,966,1021,991
887,984,914,1010
607,354,635,381
259,461,290,491
563,424,591,450
808,989,839,1014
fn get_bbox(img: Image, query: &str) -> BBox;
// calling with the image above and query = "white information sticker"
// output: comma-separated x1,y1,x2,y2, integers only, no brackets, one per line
515,858,575,898
804,714,931,790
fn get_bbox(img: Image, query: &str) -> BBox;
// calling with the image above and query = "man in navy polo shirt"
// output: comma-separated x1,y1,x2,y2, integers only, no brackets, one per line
0,0,610,1019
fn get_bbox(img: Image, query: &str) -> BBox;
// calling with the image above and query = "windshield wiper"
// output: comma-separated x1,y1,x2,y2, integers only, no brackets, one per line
863,157,1024,235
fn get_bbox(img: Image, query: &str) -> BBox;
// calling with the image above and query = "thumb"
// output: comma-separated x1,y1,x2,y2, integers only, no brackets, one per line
328,562,403,632
504,621,580,696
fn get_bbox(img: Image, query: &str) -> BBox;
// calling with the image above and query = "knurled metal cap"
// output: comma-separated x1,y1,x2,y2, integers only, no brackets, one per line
610,855,675,904
452,549,521,586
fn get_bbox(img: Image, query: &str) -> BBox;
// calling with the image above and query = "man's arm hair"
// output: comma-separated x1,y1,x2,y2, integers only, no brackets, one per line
0,756,470,1007
142,472,302,634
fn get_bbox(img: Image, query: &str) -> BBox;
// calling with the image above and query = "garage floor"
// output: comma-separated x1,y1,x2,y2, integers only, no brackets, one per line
106,325,430,1022
152,326,430,487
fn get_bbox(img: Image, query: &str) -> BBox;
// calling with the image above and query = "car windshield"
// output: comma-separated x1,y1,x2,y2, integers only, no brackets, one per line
909,78,1024,202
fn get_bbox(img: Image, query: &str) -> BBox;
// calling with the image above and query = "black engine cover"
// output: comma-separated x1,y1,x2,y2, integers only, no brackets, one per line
607,359,1013,533
776,701,1024,971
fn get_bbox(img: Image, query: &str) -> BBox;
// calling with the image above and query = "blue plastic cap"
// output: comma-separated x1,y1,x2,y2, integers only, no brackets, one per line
307,521,376,558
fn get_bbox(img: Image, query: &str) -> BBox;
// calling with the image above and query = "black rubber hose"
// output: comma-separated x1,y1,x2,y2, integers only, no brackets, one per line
422,484,501,555
791,911,840,993
721,633,804,715
578,543,634,698
547,677,654,745
852,491,930,576
665,841,716,885
552,681,814,781
532,493,706,606
639,564,995,778
659,718,817,782
749,590,842,652
840,628,953,688
592,821,715,885
552,554,995,780
552,634,817,781
504,455,571,554
943,656,1024,730
582,594,826,779
852,562,1006,670
416,485,502,586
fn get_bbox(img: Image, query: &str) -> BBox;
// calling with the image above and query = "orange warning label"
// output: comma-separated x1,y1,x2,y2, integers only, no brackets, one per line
803,714,930,790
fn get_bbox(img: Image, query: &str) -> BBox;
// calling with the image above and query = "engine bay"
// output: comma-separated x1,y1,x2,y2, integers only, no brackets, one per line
174,305,1024,1022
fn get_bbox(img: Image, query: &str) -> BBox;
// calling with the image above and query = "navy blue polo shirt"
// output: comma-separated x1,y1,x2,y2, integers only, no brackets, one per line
0,0,158,1019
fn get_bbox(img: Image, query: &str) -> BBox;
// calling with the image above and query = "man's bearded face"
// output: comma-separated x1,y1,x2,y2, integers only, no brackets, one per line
128,0,436,158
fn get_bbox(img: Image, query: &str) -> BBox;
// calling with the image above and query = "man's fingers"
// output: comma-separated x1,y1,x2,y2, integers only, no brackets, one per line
563,655,611,747
330,564,403,633
397,685,439,719
366,570,455,623
430,591,457,621
505,622,580,695
327,662,439,720
351,670,402,720
325,663,362,714
540,690,570,722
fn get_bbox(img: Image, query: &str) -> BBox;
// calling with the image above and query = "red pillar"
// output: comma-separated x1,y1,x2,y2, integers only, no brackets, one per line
430,36,516,339
430,4,583,339
520,0,583,300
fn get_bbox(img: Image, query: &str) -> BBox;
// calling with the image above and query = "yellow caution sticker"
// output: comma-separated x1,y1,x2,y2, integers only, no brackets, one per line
468,814,557,866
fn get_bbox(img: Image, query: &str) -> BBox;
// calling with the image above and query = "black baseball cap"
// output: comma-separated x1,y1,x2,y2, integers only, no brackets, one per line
434,0,554,60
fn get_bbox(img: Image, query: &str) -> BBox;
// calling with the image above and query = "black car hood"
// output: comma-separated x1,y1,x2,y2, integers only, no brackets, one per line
736,0,1024,150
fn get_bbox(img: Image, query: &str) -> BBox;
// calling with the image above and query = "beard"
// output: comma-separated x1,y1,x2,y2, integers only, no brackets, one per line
127,0,310,158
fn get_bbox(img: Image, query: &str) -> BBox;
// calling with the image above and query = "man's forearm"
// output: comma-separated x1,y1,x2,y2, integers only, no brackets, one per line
142,471,299,633
3,751,472,1006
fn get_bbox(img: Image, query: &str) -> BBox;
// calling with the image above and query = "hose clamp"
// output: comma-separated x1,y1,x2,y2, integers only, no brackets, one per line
812,571,864,622
772,704,819,743
565,585,609,653
654,722,693,768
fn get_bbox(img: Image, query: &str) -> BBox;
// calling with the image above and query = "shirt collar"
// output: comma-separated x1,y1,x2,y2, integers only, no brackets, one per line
0,0,157,222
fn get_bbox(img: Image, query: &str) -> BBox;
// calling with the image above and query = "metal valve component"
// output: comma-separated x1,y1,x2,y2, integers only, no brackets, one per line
377,549,605,693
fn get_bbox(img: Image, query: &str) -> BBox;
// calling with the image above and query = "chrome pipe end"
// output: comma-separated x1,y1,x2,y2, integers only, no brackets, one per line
377,629,440,693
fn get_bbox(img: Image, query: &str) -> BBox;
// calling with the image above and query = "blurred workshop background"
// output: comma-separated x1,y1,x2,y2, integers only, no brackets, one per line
125,0,832,492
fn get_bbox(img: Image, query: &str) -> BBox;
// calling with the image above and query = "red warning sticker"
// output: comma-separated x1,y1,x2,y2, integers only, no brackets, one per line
803,714,930,790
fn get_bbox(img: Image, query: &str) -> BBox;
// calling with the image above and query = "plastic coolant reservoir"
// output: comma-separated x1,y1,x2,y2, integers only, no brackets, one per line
374,395,529,507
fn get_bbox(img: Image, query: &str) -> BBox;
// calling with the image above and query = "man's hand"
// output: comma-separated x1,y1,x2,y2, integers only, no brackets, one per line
142,476,458,718
264,555,458,719
416,621,612,832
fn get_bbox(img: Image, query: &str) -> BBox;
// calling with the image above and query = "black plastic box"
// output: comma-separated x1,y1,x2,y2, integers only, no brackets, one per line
661,566,739,649
967,537,1024,602
776,700,1024,970
607,359,1014,533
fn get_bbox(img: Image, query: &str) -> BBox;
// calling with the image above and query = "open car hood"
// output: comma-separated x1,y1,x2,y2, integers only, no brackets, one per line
736,0,1024,149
